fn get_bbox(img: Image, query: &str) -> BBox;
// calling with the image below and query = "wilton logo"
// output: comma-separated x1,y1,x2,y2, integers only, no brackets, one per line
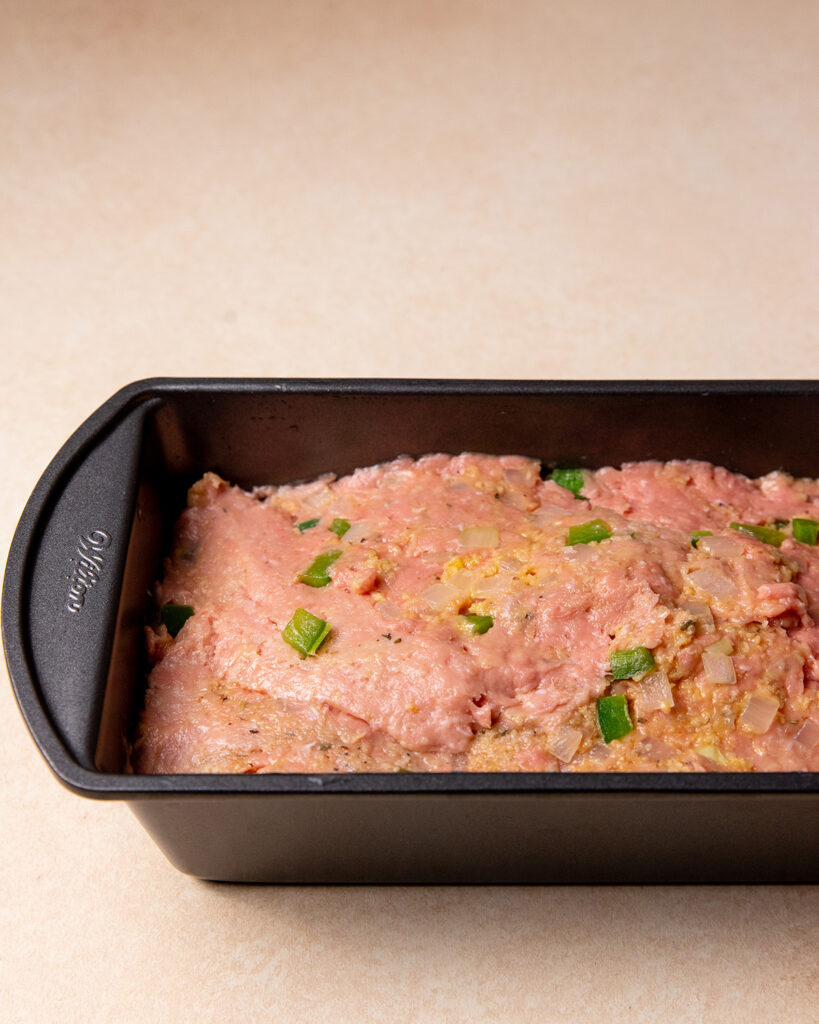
66,529,112,613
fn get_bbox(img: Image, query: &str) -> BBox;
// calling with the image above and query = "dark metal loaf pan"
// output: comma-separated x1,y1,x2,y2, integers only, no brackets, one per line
3,379,818,883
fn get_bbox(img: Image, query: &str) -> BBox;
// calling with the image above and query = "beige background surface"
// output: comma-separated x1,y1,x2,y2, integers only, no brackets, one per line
1,2,817,1021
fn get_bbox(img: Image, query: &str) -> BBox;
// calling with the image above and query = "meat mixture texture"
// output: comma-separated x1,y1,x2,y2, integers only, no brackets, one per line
132,455,819,774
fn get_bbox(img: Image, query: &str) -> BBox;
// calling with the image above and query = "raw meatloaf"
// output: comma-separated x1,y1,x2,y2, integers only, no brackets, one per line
132,455,819,773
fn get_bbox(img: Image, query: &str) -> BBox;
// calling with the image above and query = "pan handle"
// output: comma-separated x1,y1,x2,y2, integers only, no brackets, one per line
2,385,158,785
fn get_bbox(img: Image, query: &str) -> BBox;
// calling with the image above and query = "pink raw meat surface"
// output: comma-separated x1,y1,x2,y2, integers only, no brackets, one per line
132,455,819,773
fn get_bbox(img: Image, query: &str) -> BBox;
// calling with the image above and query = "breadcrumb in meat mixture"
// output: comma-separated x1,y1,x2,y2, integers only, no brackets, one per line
131,455,819,773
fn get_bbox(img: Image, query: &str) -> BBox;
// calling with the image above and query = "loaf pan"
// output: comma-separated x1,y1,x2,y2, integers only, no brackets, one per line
3,378,818,883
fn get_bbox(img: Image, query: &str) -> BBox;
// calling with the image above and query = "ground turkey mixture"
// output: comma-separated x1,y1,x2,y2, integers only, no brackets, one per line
132,455,819,773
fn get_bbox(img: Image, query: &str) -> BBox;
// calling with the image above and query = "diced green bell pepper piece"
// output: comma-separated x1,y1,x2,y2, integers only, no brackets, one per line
549,468,586,499
566,519,612,546
460,613,494,635
330,517,351,537
793,518,819,545
730,522,785,547
597,694,634,743
160,603,194,637
298,550,341,587
610,646,656,680
282,608,331,656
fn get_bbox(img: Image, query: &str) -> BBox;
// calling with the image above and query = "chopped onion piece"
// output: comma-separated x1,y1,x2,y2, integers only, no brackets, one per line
695,745,731,769
473,575,509,597
420,582,457,609
533,505,570,527
688,568,737,601
447,569,480,596
342,520,374,544
500,490,529,511
299,485,333,510
697,535,744,558
503,467,530,487
635,670,674,714
679,600,715,634
739,692,779,734
639,736,678,761
501,704,527,728
498,555,523,573
794,719,819,751
459,525,500,549
705,637,733,656
547,726,583,764
376,599,404,621
702,650,736,685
